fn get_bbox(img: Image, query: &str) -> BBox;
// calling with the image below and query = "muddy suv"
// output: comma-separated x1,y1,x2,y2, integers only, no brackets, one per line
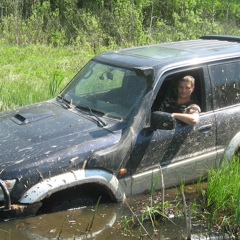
1,35,240,219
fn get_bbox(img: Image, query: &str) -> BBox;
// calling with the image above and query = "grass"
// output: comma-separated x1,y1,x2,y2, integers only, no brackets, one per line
204,156,240,236
0,41,95,111
121,156,240,239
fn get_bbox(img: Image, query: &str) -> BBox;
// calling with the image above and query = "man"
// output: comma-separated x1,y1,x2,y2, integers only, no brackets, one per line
160,75,201,125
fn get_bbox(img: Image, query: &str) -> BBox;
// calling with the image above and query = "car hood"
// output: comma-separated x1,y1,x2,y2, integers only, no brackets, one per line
0,100,122,178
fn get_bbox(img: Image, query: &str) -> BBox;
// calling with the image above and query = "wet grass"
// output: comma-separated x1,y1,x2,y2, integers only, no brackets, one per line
121,156,240,239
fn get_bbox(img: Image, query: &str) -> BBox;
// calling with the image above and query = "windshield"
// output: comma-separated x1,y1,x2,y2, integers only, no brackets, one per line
60,60,147,120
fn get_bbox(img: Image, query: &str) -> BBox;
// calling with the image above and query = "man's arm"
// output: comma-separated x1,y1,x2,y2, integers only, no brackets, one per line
171,112,199,125
172,104,201,125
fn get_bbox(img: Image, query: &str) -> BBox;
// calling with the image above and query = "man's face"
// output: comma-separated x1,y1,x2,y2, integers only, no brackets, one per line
177,81,194,99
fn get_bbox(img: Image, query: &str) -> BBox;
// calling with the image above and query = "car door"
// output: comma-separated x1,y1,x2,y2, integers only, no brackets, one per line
125,67,218,196
208,60,240,162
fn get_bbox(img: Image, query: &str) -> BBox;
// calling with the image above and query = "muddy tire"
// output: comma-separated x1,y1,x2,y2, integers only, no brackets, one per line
37,188,102,214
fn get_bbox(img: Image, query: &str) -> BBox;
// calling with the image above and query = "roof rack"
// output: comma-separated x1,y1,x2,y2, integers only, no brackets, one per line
200,35,240,43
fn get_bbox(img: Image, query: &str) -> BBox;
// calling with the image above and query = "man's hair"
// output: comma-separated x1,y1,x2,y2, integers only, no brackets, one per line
179,75,195,87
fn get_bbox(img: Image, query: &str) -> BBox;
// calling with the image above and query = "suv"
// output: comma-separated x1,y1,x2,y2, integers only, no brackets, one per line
1,35,240,219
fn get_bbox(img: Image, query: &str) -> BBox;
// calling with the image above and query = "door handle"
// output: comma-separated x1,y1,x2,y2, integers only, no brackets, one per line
198,124,212,133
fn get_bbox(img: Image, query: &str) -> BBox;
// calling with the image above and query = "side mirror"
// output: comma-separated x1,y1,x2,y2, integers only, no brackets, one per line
151,111,176,130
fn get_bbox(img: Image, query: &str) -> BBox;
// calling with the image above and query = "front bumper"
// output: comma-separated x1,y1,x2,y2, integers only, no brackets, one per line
0,180,42,220
0,180,11,211
0,202,42,220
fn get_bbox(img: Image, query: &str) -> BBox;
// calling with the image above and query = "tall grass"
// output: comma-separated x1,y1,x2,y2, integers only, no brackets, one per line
205,156,240,233
237,188,240,227
121,157,240,238
0,41,95,111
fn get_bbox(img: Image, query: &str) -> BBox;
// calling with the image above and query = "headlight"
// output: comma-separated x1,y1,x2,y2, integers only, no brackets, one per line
0,179,16,201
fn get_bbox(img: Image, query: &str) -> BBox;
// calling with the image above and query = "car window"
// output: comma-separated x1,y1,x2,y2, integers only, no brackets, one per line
75,63,124,95
152,69,204,112
61,61,148,120
209,61,240,109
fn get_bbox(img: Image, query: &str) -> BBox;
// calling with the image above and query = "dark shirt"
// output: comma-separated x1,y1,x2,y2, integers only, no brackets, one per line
159,96,201,114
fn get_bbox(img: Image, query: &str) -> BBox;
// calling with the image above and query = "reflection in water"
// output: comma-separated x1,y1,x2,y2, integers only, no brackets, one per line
0,186,228,239
0,204,123,240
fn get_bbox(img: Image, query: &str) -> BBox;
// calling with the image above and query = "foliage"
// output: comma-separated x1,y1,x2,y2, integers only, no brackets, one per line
0,0,240,48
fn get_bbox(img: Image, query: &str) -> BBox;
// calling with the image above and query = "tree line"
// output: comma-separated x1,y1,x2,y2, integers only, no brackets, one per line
0,0,239,50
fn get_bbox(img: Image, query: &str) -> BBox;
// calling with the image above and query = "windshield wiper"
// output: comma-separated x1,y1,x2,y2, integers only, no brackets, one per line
89,107,107,127
58,96,107,127
76,104,107,127
57,95,74,109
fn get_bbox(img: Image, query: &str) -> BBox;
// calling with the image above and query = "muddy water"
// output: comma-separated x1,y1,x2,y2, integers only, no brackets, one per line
0,184,227,239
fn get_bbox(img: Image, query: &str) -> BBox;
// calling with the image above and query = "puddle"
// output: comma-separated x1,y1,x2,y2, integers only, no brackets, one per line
0,183,230,239
0,203,124,240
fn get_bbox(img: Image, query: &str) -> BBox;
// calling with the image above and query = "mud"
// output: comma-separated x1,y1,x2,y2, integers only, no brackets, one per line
0,183,229,240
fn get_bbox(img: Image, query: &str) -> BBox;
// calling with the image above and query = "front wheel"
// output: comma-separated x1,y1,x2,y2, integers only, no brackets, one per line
37,185,113,215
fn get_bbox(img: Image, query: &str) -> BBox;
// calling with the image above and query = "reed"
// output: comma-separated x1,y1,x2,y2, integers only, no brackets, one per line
236,187,240,227
205,155,240,236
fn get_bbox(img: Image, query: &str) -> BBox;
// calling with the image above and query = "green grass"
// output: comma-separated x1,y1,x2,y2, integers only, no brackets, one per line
121,157,240,238
0,41,95,111
205,156,240,234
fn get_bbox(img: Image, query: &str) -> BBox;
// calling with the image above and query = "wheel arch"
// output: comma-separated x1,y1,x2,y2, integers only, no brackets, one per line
222,131,240,163
19,169,126,204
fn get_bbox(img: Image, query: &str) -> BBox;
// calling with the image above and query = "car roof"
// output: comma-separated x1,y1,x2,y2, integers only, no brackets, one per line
95,35,240,71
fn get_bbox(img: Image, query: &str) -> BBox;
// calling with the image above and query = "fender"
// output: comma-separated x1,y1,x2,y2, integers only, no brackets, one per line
19,169,126,204
223,131,240,162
